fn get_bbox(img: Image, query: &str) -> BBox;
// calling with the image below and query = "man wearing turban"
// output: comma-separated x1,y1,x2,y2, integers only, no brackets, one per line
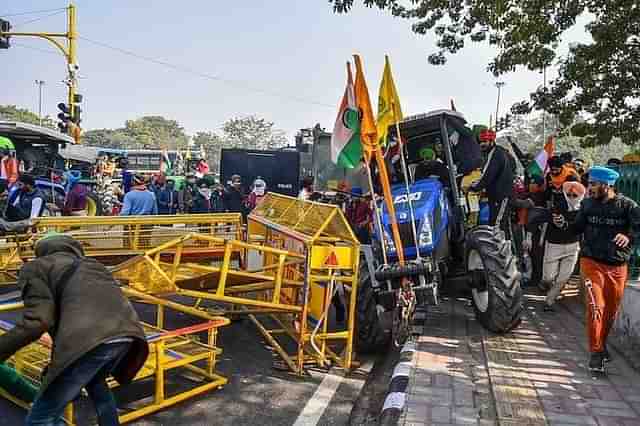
557,166,640,372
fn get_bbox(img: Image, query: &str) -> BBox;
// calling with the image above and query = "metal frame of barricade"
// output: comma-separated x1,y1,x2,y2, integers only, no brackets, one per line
0,214,243,285
110,193,361,375
0,300,229,425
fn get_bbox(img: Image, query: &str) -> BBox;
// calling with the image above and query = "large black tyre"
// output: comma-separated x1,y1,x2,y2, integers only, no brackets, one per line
355,260,390,353
466,225,523,333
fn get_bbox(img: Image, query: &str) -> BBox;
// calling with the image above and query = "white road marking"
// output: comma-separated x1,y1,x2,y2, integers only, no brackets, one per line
293,360,374,426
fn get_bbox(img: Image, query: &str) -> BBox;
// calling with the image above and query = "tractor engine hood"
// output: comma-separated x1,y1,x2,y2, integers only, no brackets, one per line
377,178,449,259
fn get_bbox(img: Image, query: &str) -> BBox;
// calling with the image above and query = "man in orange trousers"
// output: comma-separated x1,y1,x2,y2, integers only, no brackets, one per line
554,166,640,372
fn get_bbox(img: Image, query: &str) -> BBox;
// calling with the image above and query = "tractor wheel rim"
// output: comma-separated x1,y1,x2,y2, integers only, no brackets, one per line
472,288,489,313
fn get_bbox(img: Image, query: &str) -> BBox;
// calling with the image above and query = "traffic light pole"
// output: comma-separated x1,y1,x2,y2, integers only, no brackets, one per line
1,4,80,138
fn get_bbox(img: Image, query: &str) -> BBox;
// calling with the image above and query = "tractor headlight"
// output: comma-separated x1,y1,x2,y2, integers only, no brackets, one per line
383,228,396,252
419,216,433,247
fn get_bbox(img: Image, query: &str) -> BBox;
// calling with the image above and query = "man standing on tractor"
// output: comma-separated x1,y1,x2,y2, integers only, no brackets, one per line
470,128,515,229
557,166,640,372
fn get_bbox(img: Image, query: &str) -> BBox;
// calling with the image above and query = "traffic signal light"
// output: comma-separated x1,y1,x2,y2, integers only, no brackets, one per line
71,94,82,143
504,113,511,128
0,19,11,49
57,103,71,134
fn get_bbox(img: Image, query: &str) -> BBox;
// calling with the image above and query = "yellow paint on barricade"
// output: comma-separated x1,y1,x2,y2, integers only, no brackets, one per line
109,194,360,375
0,214,243,285
0,299,229,425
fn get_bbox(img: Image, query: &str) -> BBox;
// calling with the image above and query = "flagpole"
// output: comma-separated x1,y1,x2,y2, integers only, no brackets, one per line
393,118,422,260
364,162,388,265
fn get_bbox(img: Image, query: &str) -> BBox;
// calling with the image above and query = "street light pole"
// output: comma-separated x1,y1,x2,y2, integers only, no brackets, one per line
35,79,45,125
542,66,547,144
495,81,505,128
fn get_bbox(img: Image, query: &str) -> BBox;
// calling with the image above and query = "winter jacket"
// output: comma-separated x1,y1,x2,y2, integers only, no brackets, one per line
191,192,212,214
569,194,640,265
178,185,196,213
453,133,483,176
157,186,178,215
6,188,46,221
223,186,246,213
472,145,515,202
0,236,148,392
544,169,580,244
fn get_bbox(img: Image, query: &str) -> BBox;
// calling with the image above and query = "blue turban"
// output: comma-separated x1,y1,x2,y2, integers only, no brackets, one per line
588,166,619,186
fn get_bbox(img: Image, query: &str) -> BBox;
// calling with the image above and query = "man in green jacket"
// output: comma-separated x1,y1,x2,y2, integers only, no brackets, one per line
0,233,148,425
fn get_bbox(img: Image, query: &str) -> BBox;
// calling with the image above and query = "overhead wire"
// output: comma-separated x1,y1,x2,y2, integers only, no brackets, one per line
78,36,335,109
0,7,66,18
13,9,67,29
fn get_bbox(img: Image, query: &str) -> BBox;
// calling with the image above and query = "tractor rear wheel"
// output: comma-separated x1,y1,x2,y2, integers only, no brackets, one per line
355,260,390,353
466,225,523,333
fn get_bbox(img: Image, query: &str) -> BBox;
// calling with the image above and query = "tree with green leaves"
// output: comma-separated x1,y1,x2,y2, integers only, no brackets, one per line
0,105,56,130
123,116,189,149
221,116,288,151
330,0,640,145
192,131,224,173
503,114,629,166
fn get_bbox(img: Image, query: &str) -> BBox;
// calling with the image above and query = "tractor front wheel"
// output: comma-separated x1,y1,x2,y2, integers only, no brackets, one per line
355,259,390,353
466,225,523,333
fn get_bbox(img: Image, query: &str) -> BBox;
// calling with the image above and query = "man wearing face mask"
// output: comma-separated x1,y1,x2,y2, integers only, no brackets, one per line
178,174,197,214
223,174,246,214
191,180,212,214
557,166,640,372
469,128,515,228
542,182,585,311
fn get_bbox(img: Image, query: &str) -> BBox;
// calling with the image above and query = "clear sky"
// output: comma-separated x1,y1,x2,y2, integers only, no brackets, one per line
2,1,583,143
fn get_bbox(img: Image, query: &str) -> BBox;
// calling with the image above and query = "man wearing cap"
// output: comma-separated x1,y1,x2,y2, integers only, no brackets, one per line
0,233,148,424
5,174,46,221
557,166,640,372
470,129,515,228
120,175,157,216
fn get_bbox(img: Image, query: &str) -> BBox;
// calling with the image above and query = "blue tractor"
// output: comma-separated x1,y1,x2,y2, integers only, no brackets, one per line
356,110,523,351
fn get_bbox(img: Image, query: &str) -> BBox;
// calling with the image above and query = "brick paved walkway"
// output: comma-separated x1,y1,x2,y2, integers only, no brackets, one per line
402,288,640,425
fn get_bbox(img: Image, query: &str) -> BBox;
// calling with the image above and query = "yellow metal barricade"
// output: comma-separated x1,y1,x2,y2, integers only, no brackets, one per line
0,301,229,425
0,214,243,285
109,194,360,375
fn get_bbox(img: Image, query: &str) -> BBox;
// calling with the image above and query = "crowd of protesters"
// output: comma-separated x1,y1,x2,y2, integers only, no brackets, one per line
118,172,269,218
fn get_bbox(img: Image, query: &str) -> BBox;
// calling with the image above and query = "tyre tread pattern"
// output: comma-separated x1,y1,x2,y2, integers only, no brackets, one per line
466,225,523,333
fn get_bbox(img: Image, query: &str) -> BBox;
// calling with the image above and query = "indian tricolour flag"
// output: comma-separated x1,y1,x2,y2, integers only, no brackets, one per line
331,62,362,168
527,136,555,179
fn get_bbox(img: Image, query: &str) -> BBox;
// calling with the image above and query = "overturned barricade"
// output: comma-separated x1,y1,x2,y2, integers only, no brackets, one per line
0,298,229,425
111,193,360,374
0,214,243,284
0,198,360,422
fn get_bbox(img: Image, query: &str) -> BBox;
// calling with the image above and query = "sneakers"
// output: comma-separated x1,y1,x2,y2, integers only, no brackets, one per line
603,346,612,363
589,352,605,373
543,304,555,312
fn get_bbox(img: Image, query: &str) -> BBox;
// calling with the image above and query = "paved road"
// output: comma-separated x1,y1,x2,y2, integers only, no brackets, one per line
391,284,640,426
0,295,377,426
